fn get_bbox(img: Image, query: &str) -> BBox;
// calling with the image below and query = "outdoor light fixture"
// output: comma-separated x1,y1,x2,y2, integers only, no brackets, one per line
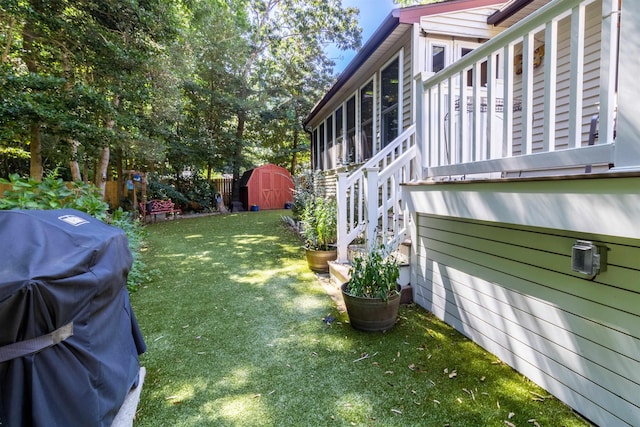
571,240,603,279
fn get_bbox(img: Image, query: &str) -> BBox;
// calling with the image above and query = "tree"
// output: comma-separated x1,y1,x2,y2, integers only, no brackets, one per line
173,0,250,179
1,0,364,206
227,0,362,201
0,0,182,189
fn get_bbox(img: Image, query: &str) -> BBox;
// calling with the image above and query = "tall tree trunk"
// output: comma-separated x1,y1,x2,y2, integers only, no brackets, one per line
2,17,15,63
96,146,109,196
290,128,299,175
69,140,82,181
83,156,89,184
62,49,83,182
116,147,124,209
29,123,42,180
23,18,42,180
97,96,119,197
231,108,246,203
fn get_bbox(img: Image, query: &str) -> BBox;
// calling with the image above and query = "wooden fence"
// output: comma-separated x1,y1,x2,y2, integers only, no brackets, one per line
212,178,233,207
1,179,235,210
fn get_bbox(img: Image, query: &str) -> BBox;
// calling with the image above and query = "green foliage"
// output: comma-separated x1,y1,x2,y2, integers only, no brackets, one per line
301,196,337,251
0,0,182,178
109,208,150,292
291,170,316,220
147,175,189,207
347,246,400,300
0,171,109,220
147,173,217,212
1,0,362,181
0,172,148,291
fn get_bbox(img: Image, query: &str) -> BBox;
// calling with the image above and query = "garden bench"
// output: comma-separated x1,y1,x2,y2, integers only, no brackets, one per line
140,199,181,222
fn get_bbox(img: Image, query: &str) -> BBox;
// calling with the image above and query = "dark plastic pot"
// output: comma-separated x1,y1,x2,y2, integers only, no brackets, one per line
305,248,337,273
341,282,401,332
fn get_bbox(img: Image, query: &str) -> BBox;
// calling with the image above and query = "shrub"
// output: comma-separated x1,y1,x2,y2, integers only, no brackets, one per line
291,170,316,221
0,171,109,220
109,208,151,292
301,196,337,251
347,246,400,300
0,171,147,291
147,172,217,212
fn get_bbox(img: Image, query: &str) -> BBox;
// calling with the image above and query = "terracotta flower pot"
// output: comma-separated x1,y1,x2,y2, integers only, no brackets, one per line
341,282,401,332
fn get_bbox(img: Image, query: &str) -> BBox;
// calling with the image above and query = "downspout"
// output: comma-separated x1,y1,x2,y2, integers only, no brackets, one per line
303,126,314,171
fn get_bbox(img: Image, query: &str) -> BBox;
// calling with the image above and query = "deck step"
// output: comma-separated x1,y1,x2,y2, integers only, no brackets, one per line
328,261,350,287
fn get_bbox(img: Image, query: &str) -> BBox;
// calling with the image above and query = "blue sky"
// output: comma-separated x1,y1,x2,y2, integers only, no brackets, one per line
327,0,398,74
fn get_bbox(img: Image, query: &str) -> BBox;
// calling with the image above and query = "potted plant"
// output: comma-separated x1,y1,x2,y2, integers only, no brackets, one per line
342,246,401,332
302,196,337,273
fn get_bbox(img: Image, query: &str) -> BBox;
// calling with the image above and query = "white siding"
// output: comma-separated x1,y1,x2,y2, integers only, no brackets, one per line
421,6,505,39
402,36,413,132
315,171,337,199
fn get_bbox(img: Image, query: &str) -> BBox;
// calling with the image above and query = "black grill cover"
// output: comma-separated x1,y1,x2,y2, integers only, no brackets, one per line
0,209,146,427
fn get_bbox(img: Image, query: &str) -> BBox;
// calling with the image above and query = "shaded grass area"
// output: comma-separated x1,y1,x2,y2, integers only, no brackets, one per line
131,210,590,426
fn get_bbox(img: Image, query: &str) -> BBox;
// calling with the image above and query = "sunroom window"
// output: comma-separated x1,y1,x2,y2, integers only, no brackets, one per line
318,123,325,170
381,57,399,147
432,45,446,73
312,128,318,170
360,80,374,161
334,105,343,168
346,95,356,164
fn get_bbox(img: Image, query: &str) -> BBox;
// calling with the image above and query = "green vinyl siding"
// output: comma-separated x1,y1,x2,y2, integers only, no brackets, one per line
414,214,640,427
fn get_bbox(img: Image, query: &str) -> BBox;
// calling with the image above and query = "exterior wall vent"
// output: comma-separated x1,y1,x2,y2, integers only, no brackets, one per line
571,240,602,278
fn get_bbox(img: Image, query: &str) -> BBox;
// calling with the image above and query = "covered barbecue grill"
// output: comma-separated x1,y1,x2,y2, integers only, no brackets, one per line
0,209,146,427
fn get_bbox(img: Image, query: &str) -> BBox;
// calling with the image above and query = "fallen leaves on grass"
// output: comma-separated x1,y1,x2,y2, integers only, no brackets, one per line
353,352,377,362
529,391,551,402
462,388,475,400
443,368,457,379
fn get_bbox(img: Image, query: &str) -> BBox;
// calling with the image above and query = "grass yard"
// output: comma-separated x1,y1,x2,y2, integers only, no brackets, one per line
130,210,591,426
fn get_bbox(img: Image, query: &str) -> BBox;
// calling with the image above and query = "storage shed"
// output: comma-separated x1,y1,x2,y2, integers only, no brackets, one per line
239,164,293,210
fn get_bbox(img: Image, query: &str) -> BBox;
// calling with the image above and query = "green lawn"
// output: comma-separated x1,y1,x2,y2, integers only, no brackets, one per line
130,210,590,426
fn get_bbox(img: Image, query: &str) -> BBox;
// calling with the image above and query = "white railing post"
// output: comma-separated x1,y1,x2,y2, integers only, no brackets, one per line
599,0,619,147
414,73,425,177
364,167,379,251
336,172,349,263
613,0,640,170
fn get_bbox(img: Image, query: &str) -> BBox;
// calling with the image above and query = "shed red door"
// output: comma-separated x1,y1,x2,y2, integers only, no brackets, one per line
248,164,293,210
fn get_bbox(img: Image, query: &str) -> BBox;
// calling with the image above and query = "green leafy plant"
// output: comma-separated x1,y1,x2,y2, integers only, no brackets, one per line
0,172,148,291
291,171,316,221
0,170,109,219
301,196,337,251
109,208,150,292
346,245,400,300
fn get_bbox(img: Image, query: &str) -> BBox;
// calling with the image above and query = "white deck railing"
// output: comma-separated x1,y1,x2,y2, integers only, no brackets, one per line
419,0,619,179
334,0,625,262
336,125,417,262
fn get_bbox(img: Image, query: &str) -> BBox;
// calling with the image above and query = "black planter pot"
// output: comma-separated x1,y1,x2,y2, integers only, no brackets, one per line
305,248,337,273
341,282,401,332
